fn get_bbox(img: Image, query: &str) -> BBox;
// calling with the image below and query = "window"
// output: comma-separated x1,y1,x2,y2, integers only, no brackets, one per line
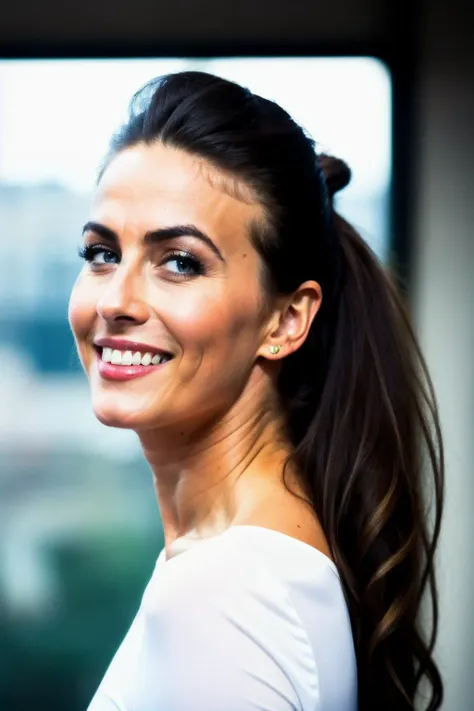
0,56,391,710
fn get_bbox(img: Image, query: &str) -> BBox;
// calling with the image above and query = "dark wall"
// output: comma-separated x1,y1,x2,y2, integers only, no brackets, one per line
0,0,407,49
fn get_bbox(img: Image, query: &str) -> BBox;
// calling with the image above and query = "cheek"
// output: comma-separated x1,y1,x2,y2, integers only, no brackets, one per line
68,276,96,344
164,285,262,359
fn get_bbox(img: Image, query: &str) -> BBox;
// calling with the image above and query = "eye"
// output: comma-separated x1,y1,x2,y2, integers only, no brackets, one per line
162,252,204,277
78,244,119,266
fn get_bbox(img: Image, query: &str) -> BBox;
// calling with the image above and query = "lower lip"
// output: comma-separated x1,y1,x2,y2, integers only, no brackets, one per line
96,351,171,381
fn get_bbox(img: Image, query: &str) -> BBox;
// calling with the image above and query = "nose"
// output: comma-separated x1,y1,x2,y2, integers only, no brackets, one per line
96,267,150,324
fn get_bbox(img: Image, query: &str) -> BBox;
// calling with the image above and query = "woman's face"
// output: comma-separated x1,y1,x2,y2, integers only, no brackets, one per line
68,142,272,431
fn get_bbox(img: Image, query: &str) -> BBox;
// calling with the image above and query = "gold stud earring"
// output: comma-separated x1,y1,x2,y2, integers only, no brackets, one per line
269,345,281,355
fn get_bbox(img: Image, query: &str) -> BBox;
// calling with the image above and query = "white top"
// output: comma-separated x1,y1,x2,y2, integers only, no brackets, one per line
87,525,358,711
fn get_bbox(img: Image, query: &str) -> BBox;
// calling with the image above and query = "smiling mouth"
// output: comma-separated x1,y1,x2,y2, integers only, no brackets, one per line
95,345,172,367
94,346,173,381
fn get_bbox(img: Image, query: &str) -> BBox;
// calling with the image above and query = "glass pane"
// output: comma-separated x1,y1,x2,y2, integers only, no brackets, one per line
0,57,391,710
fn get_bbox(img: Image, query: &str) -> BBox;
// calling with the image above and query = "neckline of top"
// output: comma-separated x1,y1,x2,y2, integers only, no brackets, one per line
157,524,339,577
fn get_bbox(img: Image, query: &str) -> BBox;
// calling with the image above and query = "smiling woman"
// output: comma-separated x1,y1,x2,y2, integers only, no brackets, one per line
68,71,443,711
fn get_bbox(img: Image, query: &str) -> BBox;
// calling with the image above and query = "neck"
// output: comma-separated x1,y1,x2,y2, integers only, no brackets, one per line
137,376,297,555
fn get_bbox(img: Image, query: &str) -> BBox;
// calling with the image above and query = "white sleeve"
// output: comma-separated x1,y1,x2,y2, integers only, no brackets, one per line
147,544,319,711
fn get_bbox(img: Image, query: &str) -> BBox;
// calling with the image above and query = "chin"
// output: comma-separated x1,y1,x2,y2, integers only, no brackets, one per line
90,392,149,430
90,391,174,431
92,405,141,430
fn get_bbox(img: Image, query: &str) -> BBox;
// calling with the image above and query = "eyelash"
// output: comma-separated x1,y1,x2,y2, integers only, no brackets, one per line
77,244,205,277
77,244,116,264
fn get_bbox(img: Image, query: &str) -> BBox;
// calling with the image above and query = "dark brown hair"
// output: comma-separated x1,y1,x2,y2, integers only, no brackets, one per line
104,71,444,710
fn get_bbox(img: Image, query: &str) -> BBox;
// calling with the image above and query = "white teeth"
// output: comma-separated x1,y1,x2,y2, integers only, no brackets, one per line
141,352,152,366
111,349,122,365
131,351,142,366
100,347,170,366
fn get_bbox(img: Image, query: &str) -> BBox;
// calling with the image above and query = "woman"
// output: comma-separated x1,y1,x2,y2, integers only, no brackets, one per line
69,71,444,711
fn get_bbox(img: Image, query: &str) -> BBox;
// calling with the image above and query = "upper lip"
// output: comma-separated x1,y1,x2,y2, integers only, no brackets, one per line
93,337,172,356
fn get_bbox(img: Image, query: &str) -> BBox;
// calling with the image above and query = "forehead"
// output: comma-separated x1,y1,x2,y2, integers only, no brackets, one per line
93,142,264,247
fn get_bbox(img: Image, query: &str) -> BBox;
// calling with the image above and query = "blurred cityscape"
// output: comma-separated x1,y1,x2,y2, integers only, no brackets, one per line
0,180,166,710
0,57,391,710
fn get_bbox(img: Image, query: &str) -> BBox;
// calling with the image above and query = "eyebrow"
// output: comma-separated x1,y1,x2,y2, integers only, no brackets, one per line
81,221,225,262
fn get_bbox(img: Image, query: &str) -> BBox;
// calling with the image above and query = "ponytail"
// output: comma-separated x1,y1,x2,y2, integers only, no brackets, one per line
282,196,444,710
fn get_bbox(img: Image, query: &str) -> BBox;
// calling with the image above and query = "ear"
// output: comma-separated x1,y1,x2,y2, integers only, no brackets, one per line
257,280,322,360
